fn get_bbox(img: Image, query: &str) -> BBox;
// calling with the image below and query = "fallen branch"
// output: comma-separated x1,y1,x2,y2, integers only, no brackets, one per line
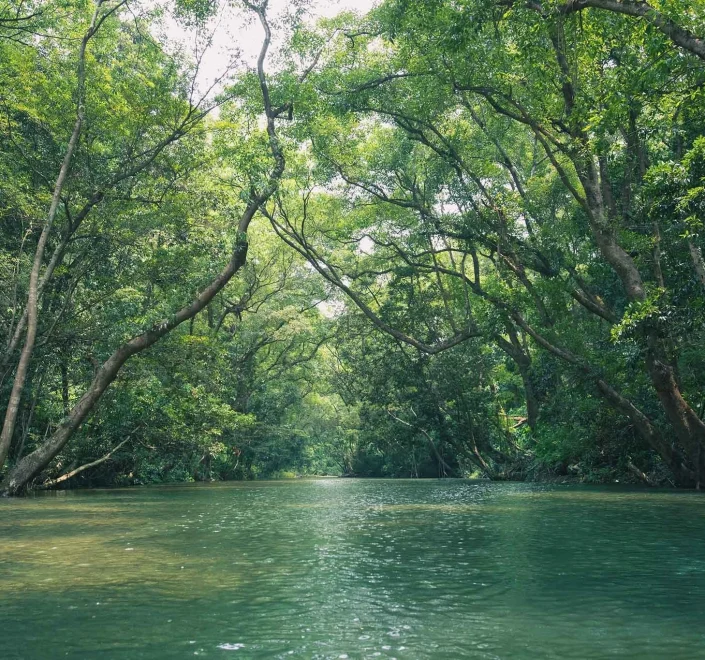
40,431,136,489
626,459,655,487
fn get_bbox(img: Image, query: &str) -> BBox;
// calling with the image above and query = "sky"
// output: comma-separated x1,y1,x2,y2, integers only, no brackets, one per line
159,0,379,96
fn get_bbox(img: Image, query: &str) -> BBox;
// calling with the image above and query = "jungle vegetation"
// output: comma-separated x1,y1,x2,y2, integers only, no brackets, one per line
1,0,704,495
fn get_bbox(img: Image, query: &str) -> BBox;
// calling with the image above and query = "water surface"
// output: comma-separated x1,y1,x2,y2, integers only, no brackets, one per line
1,479,704,659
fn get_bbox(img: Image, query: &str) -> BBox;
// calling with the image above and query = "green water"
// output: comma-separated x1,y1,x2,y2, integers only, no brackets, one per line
1,480,704,659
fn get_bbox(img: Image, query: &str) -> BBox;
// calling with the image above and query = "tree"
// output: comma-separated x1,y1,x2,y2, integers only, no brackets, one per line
267,0,705,485
1,0,288,495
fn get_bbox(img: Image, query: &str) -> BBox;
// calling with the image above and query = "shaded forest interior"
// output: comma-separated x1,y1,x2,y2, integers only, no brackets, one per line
2,0,705,494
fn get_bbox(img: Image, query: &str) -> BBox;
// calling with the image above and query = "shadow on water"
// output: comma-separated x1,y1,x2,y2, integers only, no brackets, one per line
1,479,704,659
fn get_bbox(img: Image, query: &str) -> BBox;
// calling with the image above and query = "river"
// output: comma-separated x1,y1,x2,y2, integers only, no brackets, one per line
1,479,704,659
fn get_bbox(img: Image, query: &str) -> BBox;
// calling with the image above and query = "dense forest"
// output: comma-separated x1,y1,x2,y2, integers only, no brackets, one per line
1,0,704,495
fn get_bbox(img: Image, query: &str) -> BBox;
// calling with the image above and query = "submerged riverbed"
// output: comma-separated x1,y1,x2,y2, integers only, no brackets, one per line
1,479,704,659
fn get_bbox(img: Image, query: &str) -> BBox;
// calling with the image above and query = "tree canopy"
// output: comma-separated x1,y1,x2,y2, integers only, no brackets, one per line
1,0,704,493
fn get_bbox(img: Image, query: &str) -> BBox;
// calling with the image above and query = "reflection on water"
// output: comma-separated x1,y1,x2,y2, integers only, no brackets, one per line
1,479,704,659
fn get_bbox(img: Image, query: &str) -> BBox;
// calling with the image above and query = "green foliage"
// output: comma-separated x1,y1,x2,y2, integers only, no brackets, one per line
3,0,705,491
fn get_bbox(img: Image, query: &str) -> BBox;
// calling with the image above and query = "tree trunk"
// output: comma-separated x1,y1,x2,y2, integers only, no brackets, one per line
514,312,696,486
494,330,538,430
518,363,539,431
1,238,250,495
61,360,70,417
578,159,705,477
1,3,285,495
594,377,695,486
688,239,705,294
0,2,104,470
644,348,705,475
0,207,93,374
